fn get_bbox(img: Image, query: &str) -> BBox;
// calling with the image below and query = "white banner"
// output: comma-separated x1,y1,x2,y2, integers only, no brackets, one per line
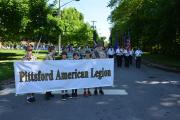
14,59,114,94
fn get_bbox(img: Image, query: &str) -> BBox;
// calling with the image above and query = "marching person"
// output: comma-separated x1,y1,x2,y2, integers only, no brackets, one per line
71,52,79,98
116,46,124,67
44,46,55,100
61,51,71,100
83,50,92,97
123,48,130,68
135,48,143,68
92,43,106,95
107,46,115,58
129,48,134,65
22,44,37,103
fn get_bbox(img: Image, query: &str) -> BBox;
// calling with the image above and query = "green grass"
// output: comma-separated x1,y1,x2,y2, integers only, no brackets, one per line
143,53,180,69
0,49,48,82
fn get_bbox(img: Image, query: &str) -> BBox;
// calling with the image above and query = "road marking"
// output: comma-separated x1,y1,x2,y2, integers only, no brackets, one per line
0,88,128,96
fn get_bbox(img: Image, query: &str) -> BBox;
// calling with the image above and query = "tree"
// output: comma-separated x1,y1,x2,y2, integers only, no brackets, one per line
108,0,180,55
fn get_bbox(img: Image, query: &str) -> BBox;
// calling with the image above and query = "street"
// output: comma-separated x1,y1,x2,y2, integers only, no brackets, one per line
0,63,180,120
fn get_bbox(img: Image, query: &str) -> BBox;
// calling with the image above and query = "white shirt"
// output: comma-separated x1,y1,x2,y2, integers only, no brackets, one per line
107,48,115,56
116,48,123,56
129,50,134,56
135,50,143,57
123,49,130,57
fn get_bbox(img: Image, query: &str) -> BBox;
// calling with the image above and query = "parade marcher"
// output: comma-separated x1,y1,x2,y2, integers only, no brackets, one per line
116,46,124,67
79,46,85,59
83,50,92,97
123,48,130,68
44,46,55,100
92,43,106,95
129,48,134,65
22,45,37,103
107,46,115,58
135,48,143,68
71,52,79,98
61,51,71,100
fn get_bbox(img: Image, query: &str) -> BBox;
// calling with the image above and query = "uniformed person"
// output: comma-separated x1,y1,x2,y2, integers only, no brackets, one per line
123,48,130,68
129,49,134,65
107,46,115,58
22,44,37,103
116,46,123,67
135,48,143,68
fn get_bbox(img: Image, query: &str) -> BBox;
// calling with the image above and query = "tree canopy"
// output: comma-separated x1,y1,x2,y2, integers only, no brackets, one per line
0,0,95,46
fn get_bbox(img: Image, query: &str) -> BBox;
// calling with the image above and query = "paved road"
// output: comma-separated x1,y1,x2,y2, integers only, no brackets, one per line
0,63,180,120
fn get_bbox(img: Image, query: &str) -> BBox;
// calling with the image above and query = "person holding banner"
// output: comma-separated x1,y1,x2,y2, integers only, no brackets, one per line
71,52,79,98
92,44,106,95
22,45,37,103
83,50,92,97
61,51,71,101
44,46,55,100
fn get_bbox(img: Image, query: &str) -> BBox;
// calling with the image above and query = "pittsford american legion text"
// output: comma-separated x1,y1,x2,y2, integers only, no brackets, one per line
19,68,111,82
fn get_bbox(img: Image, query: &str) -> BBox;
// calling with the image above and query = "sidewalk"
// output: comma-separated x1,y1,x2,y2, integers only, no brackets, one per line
142,59,180,73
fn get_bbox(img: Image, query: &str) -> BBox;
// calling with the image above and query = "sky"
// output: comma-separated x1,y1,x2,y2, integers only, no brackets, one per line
49,0,112,40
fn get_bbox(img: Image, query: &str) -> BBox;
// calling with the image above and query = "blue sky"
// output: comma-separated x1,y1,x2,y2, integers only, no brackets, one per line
49,0,112,40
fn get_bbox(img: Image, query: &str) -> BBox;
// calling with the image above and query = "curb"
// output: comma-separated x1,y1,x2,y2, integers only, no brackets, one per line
142,59,180,73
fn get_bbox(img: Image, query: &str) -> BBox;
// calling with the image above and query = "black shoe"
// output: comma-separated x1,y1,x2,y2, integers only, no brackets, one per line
72,93,76,97
26,97,35,103
65,93,72,99
99,90,104,95
94,90,98,95
49,93,54,97
61,95,66,101
75,92,78,97
83,91,88,97
88,90,92,96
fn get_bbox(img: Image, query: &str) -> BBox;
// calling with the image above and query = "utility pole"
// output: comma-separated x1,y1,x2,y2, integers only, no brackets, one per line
91,21,96,30
91,21,97,46
58,0,61,55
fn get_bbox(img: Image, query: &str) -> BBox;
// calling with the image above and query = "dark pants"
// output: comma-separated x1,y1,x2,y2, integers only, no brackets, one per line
129,55,133,65
109,55,114,58
136,57,141,68
116,55,123,67
124,56,129,68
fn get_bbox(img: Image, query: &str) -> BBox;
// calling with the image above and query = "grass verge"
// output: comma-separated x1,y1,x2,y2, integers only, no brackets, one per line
143,53,180,69
0,49,47,82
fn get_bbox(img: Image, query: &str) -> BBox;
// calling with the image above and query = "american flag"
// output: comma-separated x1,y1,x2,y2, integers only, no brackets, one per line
114,32,119,50
124,32,131,49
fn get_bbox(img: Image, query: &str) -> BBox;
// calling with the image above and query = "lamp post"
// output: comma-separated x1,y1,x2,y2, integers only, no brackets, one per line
58,0,80,54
